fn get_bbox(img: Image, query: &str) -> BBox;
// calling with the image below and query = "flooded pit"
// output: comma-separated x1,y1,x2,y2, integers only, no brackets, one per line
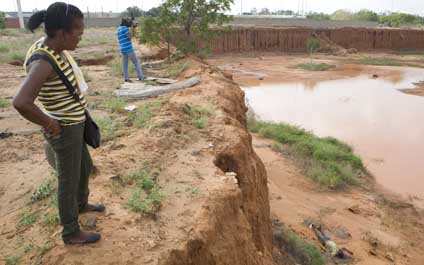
243,66,424,201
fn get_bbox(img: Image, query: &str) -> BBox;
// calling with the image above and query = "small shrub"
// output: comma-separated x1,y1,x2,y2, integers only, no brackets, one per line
128,101,164,128
0,43,10,53
125,167,164,214
274,221,323,265
126,187,164,214
183,104,212,129
306,38,320,64
296,63,336,71
105,98,127,113
0,11,5,30
96,116,120,142
140,175,155,190
0,98,10,108
357,57,402,66
193,118,206,129
3,256,20,265
43,212,60,226
17,211,38,229
165,62,189,78
31,178,55,203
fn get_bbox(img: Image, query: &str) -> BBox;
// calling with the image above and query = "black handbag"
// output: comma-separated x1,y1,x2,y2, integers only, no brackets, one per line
28,53,101,148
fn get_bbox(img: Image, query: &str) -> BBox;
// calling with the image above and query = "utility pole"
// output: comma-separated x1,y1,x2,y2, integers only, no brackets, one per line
86,6,90,27
16,0,24,30
297,0,300,16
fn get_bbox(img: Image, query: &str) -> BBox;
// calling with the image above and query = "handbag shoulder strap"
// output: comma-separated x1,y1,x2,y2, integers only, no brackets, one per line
26,52,82,105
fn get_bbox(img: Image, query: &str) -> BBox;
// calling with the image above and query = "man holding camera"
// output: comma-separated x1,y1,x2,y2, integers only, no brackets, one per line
116,18,145,82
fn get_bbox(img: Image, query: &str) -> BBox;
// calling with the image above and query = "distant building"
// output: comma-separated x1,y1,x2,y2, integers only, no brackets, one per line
5,12,32,28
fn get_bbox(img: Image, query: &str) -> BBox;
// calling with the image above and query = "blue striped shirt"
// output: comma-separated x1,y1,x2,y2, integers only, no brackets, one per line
117,26,134,54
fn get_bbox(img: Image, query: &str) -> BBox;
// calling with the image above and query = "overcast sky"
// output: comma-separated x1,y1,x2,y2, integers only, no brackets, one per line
1,0,423,15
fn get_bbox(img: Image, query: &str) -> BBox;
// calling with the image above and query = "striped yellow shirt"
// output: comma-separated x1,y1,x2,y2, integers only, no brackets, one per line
24,39,87,125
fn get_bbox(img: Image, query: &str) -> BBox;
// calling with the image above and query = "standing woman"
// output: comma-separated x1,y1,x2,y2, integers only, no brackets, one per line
13,2,104,244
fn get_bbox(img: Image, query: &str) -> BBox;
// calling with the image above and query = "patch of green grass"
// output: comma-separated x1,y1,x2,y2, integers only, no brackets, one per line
42,212,60,226
165,61,189,78
285,230,324,265
3,255,21,265
193,118,206,129
32,241,54,265
357,57,402,66
125,166,164,214
31,178,55,203
128,100,165,128
182,104,212,129
0,29,20,36
296,63,336,71
38,241,54,256
0,98,10,108
104,97,127,113
249,119,365,189
9,52,25,62
393,50,424,56
126,186,164,214
124,165,160,188
0,43,10,53
49,195,58,209
96,116,120,142
17,211,38,229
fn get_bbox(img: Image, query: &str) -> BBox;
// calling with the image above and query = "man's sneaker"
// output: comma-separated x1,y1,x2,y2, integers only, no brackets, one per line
63,231,101,244
137,78,145,81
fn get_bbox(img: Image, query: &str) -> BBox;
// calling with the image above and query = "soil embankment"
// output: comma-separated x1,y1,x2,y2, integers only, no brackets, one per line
0,51,275,264
206,27,424,53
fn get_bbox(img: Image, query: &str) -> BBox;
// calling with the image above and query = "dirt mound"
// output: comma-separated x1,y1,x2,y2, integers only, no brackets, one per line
7,60,24,66
0,58,275,265
76,55,115,66
312,32,357,56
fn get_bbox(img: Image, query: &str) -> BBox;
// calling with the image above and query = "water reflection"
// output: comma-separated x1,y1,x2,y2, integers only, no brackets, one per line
244,67,424,200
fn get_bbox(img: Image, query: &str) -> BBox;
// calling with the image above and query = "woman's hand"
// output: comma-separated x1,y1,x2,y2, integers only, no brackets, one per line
43,118,62,137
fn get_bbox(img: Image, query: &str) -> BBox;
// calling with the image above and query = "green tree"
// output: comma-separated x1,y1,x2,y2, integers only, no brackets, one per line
306,12,330,20
353,9,378,22
379,12,422,27
331,9,353,20
165,0,233,53
306,38,320,64
0,11,5,29
259,8,271,15
139,4,177,61
122,6,145,18
146,7,161,17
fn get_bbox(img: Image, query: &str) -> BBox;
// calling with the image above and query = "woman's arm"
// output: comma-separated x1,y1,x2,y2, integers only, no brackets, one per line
13,59,62,136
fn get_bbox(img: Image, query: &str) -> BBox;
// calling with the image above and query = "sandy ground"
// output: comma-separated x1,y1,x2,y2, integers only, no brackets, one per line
0,29,273,264
1,27,424,264
209,52,424,264
254,136,424,265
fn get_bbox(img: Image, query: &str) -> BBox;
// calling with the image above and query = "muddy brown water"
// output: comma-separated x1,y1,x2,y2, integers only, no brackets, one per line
243,66,424,203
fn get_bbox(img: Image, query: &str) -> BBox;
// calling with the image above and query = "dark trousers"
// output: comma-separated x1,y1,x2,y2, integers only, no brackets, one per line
44,122,92,238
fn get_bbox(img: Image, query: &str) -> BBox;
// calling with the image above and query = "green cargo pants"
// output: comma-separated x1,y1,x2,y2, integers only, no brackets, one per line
44,122,93,238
